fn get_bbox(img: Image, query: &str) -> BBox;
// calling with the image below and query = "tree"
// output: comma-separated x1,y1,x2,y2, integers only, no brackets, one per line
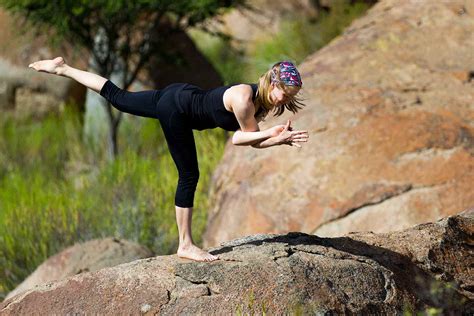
0,0,245,159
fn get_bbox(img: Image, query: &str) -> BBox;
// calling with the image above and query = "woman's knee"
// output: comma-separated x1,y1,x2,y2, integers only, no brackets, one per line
100,80,159,118
178,170,200,186
175,171,199,208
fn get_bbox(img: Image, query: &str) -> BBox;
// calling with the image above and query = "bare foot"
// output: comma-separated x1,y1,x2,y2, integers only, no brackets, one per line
177,244,219,262
28,57,67,75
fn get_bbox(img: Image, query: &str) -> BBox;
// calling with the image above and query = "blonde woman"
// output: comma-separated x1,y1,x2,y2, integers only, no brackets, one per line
29,58,309,262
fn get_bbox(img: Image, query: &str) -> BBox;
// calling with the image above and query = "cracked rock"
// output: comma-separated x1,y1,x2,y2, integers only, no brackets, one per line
1,212,472,314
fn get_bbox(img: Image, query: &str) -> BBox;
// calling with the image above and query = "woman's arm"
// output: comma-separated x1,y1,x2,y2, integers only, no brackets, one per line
252,120,308,149
250,136,281,148
228,85,309,148
229,85,273,146
232,129,272,146
232,123,290,146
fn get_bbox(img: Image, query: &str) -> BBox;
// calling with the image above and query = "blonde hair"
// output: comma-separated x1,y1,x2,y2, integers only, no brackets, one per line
253,61,306,121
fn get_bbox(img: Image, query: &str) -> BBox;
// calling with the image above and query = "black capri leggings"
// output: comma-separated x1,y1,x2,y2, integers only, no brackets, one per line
100,80,199,208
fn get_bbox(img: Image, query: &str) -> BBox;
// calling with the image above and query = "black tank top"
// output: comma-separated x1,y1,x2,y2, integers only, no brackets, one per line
173,83,259,131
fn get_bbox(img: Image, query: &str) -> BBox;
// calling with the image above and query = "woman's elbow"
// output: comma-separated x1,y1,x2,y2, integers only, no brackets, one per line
232,137,253,147
232,141,247,146
231,133,241,146
232,131,249,146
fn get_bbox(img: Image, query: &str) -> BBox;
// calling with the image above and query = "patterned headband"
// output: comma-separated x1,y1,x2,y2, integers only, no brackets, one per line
271,61,302,87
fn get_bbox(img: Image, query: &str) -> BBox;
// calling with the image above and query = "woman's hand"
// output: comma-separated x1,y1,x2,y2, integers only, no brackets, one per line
267,125,286,137
275,120,308,148
267,123,294,137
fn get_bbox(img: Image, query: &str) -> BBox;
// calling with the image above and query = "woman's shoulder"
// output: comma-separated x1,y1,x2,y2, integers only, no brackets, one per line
223,83,258,113
227,83,257,101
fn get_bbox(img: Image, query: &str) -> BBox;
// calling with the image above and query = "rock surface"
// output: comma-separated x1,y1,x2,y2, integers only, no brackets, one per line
5,238,153,301
203,0,474,247
1,212,472,314
0,9,89,116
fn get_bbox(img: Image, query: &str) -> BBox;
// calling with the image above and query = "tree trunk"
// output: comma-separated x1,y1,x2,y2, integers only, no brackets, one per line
105,103,119,160
83,64,124,161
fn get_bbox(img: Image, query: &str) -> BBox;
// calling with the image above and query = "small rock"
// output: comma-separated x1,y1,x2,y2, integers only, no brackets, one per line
140,304,152,313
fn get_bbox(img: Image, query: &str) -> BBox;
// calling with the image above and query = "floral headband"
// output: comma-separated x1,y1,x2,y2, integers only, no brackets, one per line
271,61,302,87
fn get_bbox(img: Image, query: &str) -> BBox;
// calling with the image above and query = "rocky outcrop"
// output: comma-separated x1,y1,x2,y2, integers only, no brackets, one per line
1,212,472,314
0,9,89,116
5,238,153,301
203,0,474,247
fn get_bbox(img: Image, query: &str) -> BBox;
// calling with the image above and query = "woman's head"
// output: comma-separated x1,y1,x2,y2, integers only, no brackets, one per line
254,61,305,119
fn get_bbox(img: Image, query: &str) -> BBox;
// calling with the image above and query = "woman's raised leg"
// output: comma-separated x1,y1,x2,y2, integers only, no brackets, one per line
29,57,107,93
29,57,159,118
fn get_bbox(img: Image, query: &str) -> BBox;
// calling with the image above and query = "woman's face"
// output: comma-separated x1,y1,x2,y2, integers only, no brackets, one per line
269,83,299,107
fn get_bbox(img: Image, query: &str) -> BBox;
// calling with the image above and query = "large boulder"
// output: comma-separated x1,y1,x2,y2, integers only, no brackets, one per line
1,211,472,314
0,9,87,116
5,238,153,301
202,0,474,247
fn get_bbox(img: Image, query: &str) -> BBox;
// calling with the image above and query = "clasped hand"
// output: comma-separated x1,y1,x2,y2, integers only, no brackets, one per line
268,120,309,148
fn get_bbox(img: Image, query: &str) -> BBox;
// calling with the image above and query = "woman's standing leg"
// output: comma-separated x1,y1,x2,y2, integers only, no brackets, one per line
157,106,218,262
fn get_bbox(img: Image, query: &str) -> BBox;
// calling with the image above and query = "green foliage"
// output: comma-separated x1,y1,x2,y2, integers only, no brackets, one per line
0,0,245,73
0,110,227,297
0,0,242,44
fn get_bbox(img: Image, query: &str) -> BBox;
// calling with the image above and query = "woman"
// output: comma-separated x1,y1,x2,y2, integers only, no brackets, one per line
28,57,309,262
